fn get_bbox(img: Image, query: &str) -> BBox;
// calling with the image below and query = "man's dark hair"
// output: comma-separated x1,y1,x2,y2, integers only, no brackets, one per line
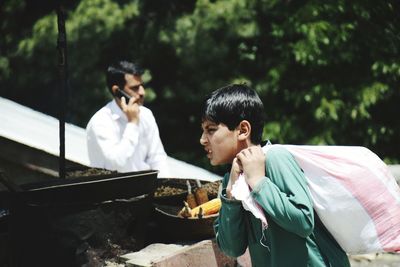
106,60,144,93
202,83,265,144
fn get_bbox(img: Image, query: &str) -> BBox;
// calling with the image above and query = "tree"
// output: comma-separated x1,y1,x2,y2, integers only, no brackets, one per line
1,0,399,175
153,0,400,166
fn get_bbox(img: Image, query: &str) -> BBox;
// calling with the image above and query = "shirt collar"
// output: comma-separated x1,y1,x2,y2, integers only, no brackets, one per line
109,99,126,121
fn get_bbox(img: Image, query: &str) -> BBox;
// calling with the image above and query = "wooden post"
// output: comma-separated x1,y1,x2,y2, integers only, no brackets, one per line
56,3,67,179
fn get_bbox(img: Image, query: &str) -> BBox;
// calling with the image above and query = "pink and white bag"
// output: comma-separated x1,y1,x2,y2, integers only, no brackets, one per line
235,144,400,254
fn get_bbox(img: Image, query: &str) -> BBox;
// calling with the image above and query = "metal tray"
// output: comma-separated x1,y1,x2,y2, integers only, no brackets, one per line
3,170,158,205
154,203,218,241
152,178,221,241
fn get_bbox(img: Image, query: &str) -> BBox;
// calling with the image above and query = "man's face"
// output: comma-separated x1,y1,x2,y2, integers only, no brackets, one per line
200,120,240,166
123,74,145,105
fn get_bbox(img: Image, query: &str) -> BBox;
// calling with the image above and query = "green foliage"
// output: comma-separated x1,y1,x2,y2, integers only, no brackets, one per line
1,0,399,174
1,0,141,124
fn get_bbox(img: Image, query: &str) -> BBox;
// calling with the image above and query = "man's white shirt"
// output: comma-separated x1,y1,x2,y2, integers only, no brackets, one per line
86,100,170,176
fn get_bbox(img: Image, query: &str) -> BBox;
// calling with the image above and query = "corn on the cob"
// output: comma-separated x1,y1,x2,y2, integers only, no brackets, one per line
195,180,209,205
190,198,221,217
178,201,192,218
186,180,198,209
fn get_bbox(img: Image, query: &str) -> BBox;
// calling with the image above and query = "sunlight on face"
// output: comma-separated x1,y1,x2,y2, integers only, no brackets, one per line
200,120,239,166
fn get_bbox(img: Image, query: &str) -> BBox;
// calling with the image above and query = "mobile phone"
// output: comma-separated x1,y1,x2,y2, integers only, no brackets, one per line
115,88,131,104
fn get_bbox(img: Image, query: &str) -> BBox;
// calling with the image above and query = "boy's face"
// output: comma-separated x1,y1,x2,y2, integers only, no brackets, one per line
200,120,240,166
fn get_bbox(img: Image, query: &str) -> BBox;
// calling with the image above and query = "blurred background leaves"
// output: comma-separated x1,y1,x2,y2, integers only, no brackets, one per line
1,0,399,175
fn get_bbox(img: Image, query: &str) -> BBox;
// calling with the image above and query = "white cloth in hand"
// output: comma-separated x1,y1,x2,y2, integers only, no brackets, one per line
231,173,268,228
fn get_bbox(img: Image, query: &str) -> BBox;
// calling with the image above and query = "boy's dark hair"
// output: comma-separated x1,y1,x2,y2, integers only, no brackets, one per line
106,60,144,93
202,83,265,144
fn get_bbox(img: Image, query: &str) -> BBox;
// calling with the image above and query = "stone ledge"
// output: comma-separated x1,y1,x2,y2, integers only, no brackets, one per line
121,240,235,267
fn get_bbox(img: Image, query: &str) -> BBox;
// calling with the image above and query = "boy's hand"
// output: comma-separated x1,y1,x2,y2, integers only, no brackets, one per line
226,157,241,199
236,146,265,189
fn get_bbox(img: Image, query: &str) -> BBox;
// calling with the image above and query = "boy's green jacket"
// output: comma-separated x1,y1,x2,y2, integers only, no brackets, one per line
214,146,350,267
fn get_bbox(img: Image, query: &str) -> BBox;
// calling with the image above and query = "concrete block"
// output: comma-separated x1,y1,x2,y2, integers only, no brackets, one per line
122,243,187,266
151,240,235,267
122,240,235,267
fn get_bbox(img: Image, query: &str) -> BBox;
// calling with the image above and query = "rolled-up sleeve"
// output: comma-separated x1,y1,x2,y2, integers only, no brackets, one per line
214,175,248,257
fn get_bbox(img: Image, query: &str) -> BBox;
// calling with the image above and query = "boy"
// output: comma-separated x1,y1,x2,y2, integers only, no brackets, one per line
199,84,350,266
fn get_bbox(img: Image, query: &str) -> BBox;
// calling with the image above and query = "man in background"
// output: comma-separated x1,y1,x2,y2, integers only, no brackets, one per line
86,60,169,176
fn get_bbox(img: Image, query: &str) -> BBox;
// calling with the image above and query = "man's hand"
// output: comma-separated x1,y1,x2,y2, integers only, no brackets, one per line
121,96,140,124
226,157,241,199
236,146,265,189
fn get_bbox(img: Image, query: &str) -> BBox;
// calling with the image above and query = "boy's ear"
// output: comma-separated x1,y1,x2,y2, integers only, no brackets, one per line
238,120,251,141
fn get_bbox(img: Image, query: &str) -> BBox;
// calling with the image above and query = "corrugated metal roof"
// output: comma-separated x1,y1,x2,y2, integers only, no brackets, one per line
0,97,89,165
0,97,221,181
